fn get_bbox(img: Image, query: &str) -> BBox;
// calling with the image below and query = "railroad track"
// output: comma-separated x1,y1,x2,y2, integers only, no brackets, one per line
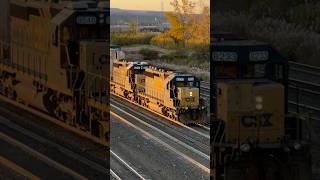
111,91,211,135
110,150,146,180
110,96,210,179
0,102,108,179
0,95,210,179
199,62,320,122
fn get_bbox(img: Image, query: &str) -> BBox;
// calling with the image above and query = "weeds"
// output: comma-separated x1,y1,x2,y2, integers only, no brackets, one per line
111,33,155,46
214,12,320,66
139,49,159,60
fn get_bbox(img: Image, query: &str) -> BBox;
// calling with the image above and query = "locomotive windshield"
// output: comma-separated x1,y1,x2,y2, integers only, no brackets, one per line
172,76,199,88
61,12,108,42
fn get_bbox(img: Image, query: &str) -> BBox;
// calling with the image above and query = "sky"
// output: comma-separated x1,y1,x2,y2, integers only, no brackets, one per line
110,0,209,12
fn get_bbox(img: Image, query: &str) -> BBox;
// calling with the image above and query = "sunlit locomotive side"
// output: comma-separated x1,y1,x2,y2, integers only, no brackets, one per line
111,59,206,124
0,0,109,145
211,36,311,180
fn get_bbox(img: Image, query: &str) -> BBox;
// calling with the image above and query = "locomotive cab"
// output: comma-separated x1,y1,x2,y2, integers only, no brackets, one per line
168,74,206,123
170,75,200,108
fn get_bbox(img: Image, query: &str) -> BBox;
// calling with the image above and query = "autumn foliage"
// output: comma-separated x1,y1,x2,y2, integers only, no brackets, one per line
151,0,209,49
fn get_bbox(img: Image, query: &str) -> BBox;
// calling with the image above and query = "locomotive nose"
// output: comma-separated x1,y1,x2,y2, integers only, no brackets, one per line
177,87,200,108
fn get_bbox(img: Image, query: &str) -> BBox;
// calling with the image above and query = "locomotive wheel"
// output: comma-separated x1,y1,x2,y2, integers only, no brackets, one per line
123,90,128,98
43,89,59,116
0,80,3,94
12,90,17,100
4,87,8,97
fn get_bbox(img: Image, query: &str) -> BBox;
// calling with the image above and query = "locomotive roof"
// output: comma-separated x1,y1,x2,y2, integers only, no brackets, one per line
174,73,196,77
127,61,148,70
110,45,121,50
211,32,247,41
51,9,74,25
213,40,268,46
14,0,109,10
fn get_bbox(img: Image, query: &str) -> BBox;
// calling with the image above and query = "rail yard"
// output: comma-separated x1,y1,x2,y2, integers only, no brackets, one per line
0,0,319,179
109,47,210,179
0,92,210,179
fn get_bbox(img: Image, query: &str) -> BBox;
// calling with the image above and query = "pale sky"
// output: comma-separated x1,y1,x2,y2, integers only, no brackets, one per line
111,0,209,12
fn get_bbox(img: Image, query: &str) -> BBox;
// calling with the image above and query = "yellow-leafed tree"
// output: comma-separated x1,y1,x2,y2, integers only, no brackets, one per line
164,0,196,47
193,6,210,45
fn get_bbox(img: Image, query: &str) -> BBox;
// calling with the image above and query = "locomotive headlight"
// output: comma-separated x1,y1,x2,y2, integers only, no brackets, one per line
283,147,290,152
240,143,250,152
255,96,263,103
255,96,263,110
99,54,108,64
189,92,193,97
294,142,302,150
255,104,263,110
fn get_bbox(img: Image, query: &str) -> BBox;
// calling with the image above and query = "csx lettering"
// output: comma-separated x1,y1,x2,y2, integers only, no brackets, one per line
241,113,273,127
260,113,273,127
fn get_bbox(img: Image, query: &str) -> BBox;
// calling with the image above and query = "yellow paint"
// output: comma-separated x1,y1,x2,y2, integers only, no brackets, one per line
217,81,284,144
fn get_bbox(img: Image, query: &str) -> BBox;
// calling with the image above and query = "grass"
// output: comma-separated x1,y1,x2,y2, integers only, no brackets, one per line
111,32,155,46
159,50,209,70
150,34,209,53
139,49,159,60
213,12,320,66
112,32,210,80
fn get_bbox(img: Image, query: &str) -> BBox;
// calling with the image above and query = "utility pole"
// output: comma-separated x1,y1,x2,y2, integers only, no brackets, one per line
161,0,164,13
160,0,164,27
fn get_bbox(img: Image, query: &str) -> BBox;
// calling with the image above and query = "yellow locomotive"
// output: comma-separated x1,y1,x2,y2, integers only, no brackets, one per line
111,58,206,124
0,0,109,145
211,36,311,180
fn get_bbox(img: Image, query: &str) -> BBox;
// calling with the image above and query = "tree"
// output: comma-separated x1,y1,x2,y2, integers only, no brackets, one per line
193,6,210,45
164,0,196,47
128,21,137,34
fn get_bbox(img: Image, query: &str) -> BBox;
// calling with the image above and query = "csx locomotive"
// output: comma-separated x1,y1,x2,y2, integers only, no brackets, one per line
110,57,206,124
0,0,109,145
211,35,311,180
